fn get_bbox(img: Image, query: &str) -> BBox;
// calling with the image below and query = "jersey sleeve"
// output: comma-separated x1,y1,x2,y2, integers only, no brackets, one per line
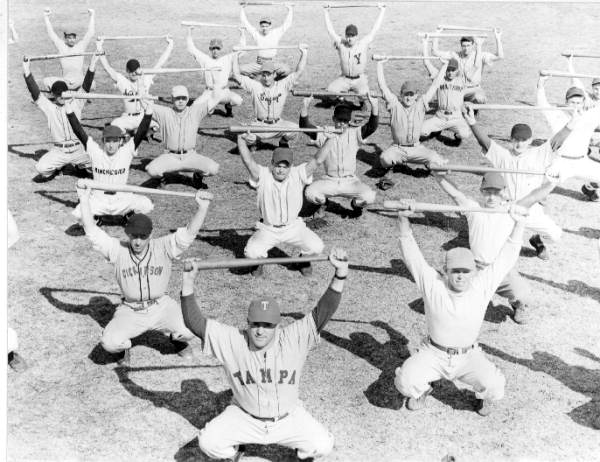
281,314,320,352
296,163,312,185
87,226,121,263
281,73,297,91
35,95,54,117
473,235,520,301
114,73,129,93
483,140,509,165
482,51,496,66
86,137,103,162
156,227,197,260
399,232,441,297
248,165,268,189
203,319,244,363
240,75,260,93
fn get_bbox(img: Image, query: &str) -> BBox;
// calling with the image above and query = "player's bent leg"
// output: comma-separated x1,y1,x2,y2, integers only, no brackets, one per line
145,154,179,178
153,295,195,342
453,118,472,140
526,204,562,243
407,145,445,165
35,148,67,178
395,345,444,400
304,181,332,205
101,304,149,353
380,145,408,169
454,347,505,401
181,152,220,176
244,227,279,259
420,116,445,138
226,90,243,107
283,220,325,255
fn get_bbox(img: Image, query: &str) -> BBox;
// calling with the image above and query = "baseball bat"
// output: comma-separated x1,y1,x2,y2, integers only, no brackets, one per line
325,3,380,8
229,125,343,134
417,162,546,175
539,70,600,79
141,68,221,74
99,35,169,41
382,200,513,214
26,51,105,61
561,52,600,59
239,1,294,5
291,89,383,98
233,45,302,51
419,33,488,38
78,180,214,199
372,54,442,61
437,25,494,32
181,21,242,29
469,103,574,111
62,91,159,100
183,255,329,271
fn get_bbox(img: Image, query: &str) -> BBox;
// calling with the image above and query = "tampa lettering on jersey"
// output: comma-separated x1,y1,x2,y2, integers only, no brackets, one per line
94,167,127,175
440,83,465,92
259,93,282,103
232,368,297,386
121,265,164,279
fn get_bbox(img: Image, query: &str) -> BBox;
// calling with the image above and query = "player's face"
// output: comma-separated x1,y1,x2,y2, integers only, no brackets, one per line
446,68,459,80
345,34,358,46
127,69,142,82
209,47,221,59
592,84,600,99
446,268,473,293
566,96,585,112
271,161,291,182
400,91,417,107
332,117,350,130
103,137,123,155
260,71,275,87
173,95,189,111
248,322,277,349
127,232,151,255
511,137,531,155
460,41,474,56
54,96,66,106
64,35,77,47
481,187,504,208
259,22,272,35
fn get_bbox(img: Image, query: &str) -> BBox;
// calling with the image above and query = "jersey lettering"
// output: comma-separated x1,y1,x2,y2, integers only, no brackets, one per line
261,301,268,310
94,167,127,176
259,93,282,104
353,53,362,64
232,368,297,386
260,368,272,383
121,265,164,279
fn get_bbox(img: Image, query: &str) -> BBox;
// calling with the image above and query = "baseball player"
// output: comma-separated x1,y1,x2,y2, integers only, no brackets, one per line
566,56,600,109
394,204,526,416
186,26,247,117
302,95,379,217
432,171,556,324
142,85,219,190
239,2,294,79
42,7,95,90
232,45,308,149
237,135,325,277
322,3,386,104
180,247,349,461
375,58,448,190
64,98,154,236
76,181,213,366
23,55,96,183
431,29,504,103
97,36,173,133
462,105,575,260
8,211,27,372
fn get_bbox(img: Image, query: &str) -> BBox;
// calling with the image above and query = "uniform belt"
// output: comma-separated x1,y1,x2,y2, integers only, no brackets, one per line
123,298,159,311
345,75,361,80
127,112,141,116
271,223,288,228
257,56,273,61
560,155,585,160
257,118,280,124
103,191,116,195
169,149,192,154
55,141,80,148
246,410,289,422
442,110,457,115
399,143,416,148
429,337,474,355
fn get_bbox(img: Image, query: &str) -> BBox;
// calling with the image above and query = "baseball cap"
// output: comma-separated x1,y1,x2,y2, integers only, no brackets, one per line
248,297,281,324
209,38,223,50
510,123,532,141
102,124,124,139
345,24,358,37
460,36,475,44
592,78,600,86
51,80,68,97
259,16,272,25
447,58,459,71
171,85,189,98
480,172,506,190
272,147,293,166
400,80,419,95
333,104,353,122
124,213,153,236
63,32,77,38
126,59,141,73
565,86,585,100
260,61,276,73
446,247,476,271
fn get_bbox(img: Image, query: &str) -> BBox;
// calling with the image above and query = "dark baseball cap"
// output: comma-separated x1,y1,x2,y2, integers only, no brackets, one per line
401,80,419,95
446,247,476,271
272,147,293,166
565,86,585,100
63,32,77,38
259,16,272,25
51,80,68,97
209,38,223,50
102,124,124,139
447,58,459,70
481,172,506,190
333,104,353,122
248,297,281,324
260,61,276,74
125,213,153,236
126,59,141,73
510,123,532,141
345,24,358,37
460,36,475,44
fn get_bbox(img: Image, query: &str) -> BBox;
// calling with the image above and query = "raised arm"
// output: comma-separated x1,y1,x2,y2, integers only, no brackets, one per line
231,52,243,85
181,263,208,340
432,172,471,207
294,44,309,78
185,190,212,238
152,35,174,69
431,37,453,60
305,139,330,177
65,100,89,145
422,37,440,79
133,99,153,149
237,26,247,47
79,9,96,48
492,27,504,60
323,7,341,43
43,9,63,49
516,180,556,208
186,27,207,63
299,96,320,141
237,135,262,182
361,93,379,139
75,181,97,233
364,3,386,43
280,3,294,32
462,105,491,152
96,39,121,82
22,58,40,101
240,6,259,39
376,60,395,103
81,53,99,93
423,61,448,105
311,248,348,332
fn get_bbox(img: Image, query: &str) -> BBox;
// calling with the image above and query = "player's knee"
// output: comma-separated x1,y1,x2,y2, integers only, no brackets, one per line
379,151,398,168
145,163,163,178
205,162,220,176
135,198,154,214
477,369,505,400
304,432,334,458
457,126,471,140
304,186,324,205
361,189,377,205
100,332,128,354
244,243,266,259
198,428,235,460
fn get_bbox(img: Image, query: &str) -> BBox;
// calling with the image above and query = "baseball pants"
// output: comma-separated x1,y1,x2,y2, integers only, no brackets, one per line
395,341,505,402
196,88,243,113
305,175,376,207
111,113,160,133
145,150,220,178
380,144,445,168
240,59,291,79
463,86,487,104
524,203,562,242
72,191,153,220
8,326,19,353
421,112,471,140
552,156,600,184
326,75,369,95
244,219,324,259
198,403,334,460
100,295,194,353
35,145,91,177
243,119,299,145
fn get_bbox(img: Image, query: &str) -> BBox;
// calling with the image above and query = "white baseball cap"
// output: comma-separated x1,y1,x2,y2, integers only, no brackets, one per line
171,85,189,98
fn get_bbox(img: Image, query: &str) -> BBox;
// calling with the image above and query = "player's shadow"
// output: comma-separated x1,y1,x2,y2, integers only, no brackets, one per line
481,344,600,429
7,144,47,161
130,157,153,172
563,227,600,240
34,190,78,209
347,258,414,281
550,185,586,201
520,273,600,304
39,287,185,364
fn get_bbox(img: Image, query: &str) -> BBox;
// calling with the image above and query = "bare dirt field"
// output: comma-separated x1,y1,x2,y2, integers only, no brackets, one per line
6,0,600,461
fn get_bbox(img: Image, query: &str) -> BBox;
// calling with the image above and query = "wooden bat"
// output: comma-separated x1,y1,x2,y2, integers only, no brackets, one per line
99,35,169,40
291,89,383,98
416,162,546,175
325,3,380,8
540,70,600,79
141,68,221,74
183,255,329,271
437,25,494,32
26,51,105,61
233,45,301,51
239,1,294,5
181,21,242,29
77,180,214,200
372,55,442,61
229,125,343,134
62,91,159,100
382,200,515,215
561,52,600,59
419,33,488,38
469,103,574,111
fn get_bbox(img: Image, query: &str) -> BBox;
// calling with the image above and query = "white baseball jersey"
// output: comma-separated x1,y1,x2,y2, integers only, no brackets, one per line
320,127,363,178
241,8,292,59
203,315,319,417
240,74,297,120
334,38,371,77
249,164,312,226
88,226,195,302
37,95,85,143
485,141,555,200
114,73,154,115
86,138,136,184
52,41,90,84
436,76,465,113
439,50,495,87
152,100,210,152
387,96,428,146
400,231,520,347
190,52,235,90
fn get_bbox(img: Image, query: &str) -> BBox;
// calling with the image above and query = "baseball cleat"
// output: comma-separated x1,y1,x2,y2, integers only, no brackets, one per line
529,235,549,261
581,184,600,202
192,172,208,190
511,300,528,324
65,223,86,237
406,387,432,411
8,351,28,372
232,445,246,462
476,398,494,416
117,349,131,367
299,262,313,277
32,172,58,183
250,265,264,277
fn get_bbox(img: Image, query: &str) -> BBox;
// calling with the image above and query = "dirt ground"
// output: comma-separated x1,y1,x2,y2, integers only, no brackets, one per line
6,0,600,461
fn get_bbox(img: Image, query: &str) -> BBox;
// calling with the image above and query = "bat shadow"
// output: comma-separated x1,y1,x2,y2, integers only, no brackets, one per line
520,273,600,304
563,227,600,240
35,190,78,209
7,144,47,162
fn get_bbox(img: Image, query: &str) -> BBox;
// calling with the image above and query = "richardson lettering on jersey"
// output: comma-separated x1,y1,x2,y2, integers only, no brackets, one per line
259,92,283,103
121,265,164,279
440,83,465,92
94,167,127,175
353,53,362,64
233,368,297,386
